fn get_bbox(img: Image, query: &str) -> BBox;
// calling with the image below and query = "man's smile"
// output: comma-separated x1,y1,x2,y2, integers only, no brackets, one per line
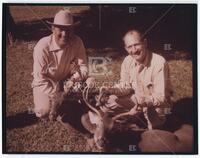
131,50,141,56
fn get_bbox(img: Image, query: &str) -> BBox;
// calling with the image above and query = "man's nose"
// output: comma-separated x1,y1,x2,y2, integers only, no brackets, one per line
131,46,137,53
61,30,67,37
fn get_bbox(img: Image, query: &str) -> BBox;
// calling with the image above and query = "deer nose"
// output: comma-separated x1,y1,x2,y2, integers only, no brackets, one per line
96,138,107,149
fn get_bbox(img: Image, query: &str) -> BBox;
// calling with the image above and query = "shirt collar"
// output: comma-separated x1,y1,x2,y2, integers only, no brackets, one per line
49,34,62,52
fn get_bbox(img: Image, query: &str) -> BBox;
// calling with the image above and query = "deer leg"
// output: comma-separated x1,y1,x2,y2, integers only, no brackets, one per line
143,107,153,130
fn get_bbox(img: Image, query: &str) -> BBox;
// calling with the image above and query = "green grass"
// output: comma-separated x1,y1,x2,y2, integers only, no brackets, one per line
6,6,193,152
168,60,193,101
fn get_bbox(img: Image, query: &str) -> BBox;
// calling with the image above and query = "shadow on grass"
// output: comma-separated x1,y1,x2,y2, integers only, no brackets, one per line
6,111,38,129
58,100,89,134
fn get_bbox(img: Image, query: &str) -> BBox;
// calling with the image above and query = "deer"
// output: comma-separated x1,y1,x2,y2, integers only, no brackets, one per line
54,73,192,152
82,84,193,152
48,59,86,121
81,83,149,150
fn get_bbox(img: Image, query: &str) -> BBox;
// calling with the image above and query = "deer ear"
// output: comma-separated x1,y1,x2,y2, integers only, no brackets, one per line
88,111,101,124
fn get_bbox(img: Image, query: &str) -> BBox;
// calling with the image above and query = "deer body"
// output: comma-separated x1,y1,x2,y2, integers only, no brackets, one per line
139,124,193,152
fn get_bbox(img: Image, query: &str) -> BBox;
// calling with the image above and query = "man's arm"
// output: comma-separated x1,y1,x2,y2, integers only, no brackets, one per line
32,44,57,97
144,62,171,107
75,38,88,80
109,57,134,97
152,62,171,106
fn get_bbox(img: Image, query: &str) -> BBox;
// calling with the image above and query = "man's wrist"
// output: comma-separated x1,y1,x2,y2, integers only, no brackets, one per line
144,96,154,107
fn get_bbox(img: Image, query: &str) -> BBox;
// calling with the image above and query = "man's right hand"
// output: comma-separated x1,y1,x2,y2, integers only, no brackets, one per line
130,94,146,112
63,80,74,94
129,105,140,116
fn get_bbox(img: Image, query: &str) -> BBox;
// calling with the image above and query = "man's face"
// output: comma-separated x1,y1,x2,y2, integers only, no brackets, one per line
52,25,73,48
124,32,147,63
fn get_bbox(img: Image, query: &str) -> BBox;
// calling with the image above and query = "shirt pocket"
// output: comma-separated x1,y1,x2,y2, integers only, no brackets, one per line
143,73,152,95
129,68,135,83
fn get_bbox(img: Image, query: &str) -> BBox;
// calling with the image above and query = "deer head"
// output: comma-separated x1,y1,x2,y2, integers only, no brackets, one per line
82,86,140,150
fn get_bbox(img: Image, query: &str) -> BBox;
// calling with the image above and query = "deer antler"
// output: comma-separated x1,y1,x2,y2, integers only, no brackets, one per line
112,104,139,121
82,86,102,117
112,111,133,121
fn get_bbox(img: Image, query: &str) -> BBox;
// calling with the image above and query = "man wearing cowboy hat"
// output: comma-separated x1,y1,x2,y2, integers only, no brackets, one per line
32,9,88,120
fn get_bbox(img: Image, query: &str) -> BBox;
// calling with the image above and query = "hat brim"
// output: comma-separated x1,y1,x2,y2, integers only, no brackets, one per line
46,20,80,27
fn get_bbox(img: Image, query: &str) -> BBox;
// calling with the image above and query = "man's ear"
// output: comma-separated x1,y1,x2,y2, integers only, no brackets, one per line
51,25,55,33
123,42,128,52
125,47,129,53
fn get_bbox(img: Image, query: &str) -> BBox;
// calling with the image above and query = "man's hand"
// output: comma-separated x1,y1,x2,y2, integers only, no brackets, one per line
99,95,119,113
129,105,140,116
130,94,138,105
86,77,96,88
130,94,150,112
63,80,74,94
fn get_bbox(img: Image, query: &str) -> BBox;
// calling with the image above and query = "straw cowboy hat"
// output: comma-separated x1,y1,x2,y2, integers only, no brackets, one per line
46,9,80,27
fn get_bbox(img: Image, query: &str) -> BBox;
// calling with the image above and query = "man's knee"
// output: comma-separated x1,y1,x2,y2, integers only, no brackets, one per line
33,87,51,118
34,106,50,118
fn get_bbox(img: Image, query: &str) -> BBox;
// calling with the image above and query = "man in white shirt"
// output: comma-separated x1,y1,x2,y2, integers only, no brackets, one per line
32,10,88,120
82,29,172,132
117,29,172,128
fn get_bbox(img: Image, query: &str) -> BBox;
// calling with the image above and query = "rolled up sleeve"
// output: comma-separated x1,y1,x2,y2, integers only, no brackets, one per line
120,58,130,84
110,58,134,97
76,38,88,79
149,62,171,107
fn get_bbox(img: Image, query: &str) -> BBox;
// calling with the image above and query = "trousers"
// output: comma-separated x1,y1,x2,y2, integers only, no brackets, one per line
33,87,52,118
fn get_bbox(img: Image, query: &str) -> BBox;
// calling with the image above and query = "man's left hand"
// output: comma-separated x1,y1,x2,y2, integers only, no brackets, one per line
129,104,142,116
